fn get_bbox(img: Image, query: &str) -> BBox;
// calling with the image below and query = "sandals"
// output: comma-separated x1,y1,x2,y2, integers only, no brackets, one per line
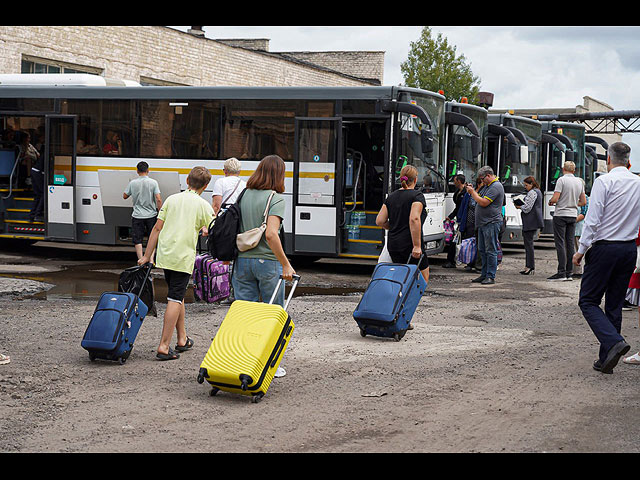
623,352,640,365
156,348,180,361
175,337,194,353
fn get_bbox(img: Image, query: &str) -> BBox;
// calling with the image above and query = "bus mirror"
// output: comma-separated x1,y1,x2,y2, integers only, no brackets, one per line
421,131,434,155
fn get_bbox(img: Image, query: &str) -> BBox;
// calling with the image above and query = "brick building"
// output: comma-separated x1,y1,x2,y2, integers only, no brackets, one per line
0,26,385,87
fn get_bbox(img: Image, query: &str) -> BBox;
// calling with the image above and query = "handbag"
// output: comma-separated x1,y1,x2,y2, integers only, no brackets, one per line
443,219,455,244
457,237,477,265
236,191,276,252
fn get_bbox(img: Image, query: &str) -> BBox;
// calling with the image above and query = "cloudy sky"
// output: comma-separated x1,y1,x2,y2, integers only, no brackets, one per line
169,26,640,169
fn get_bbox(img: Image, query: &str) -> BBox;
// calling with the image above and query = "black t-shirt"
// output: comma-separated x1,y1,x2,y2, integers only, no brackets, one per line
384,188,427,252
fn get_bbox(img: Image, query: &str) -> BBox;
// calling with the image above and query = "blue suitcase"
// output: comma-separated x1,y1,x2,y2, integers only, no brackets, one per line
353,258,427,341
81,264,152,364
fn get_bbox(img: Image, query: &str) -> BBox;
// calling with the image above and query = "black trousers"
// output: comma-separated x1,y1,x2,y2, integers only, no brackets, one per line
553,216,576,276
523,229,537,269
578,241,637,362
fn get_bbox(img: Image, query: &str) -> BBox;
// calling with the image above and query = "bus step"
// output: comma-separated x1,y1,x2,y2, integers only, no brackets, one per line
0,233,45,241
5,219,44,226
7,224,45,235
347,239,382,245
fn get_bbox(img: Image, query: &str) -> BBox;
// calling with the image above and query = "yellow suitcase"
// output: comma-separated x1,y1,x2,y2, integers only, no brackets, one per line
197,275,299,403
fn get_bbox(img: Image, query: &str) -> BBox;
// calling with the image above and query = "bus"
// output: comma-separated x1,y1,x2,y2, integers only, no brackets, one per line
585,134,609,188
486,113,542,243
0,80,448,261
443,100,486,217
539,121,585,234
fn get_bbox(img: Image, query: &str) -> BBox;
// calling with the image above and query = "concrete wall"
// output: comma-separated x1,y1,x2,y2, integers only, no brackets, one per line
0,26,382,87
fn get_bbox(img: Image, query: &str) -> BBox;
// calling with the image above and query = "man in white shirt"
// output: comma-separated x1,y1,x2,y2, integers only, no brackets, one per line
212,158,246,216
211,158,246,305
547,161,586,281
573,142,640,374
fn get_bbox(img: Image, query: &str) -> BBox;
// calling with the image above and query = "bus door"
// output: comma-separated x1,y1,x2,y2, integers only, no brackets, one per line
293,117,342,255
45,115,77,241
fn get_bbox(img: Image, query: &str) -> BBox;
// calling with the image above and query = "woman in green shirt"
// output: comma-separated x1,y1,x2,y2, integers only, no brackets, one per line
233,155,296,308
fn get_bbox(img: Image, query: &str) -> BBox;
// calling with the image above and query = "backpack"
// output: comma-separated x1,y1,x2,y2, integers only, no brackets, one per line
207,188,246,262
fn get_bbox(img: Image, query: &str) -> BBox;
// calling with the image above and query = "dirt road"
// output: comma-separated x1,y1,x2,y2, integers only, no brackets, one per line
1,240,639,453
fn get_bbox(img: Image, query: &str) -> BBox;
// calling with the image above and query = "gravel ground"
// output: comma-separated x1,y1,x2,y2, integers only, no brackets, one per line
1,240,639,453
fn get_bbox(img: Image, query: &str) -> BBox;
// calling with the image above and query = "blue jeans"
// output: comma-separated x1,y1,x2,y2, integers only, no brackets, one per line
477,222,501,279
231,257,284,307
578,241,636,362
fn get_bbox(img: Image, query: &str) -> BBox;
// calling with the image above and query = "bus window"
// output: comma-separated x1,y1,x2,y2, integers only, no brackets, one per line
64,100,136,157
397,112,444,193
448,124,479,183
222,100,302,162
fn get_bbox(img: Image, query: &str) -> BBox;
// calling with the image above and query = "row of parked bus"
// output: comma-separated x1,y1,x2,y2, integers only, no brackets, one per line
444,99,608,245
0,74,610,262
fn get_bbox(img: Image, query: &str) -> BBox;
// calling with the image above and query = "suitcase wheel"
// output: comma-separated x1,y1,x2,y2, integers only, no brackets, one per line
209,387,219,397
359,328,367,338
251,393,264,404
88,352,97,362
393,331,407,342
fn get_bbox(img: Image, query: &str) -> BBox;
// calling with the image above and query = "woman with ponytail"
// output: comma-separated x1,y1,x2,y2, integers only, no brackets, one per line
376,165,429,284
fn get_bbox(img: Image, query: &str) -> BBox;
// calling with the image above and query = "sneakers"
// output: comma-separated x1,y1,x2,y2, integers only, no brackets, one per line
471,276,486,283
547,273,570,282
480,278,495,285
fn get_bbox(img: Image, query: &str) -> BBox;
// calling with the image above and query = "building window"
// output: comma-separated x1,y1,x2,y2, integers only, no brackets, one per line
21,56,101,75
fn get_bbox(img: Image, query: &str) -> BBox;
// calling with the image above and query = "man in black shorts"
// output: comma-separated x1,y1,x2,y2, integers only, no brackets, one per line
124,162,163,261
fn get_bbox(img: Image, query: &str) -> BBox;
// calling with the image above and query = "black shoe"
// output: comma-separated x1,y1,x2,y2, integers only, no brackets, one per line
442,262,456,269
547,273,567,282
481,278,495,285
571,273,583,280
472,276,486,283
600,340,631,374
593,359,610,374
520,268,535,275
565,275,573,281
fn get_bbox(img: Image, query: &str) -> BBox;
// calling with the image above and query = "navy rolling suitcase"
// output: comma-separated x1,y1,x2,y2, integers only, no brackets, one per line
81,263,153,364
353,257,427,341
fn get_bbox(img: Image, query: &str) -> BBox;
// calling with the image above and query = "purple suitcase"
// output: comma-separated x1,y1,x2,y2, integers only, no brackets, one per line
193,254,231,303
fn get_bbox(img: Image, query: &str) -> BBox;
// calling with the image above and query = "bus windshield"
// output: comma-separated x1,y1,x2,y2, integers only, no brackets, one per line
501,118,541,193
396,93,445,193
555,125,585,187
448,107,487,184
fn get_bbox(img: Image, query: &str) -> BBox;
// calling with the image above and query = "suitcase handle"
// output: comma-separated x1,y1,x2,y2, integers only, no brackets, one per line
269,274,301,311
132,263,154,312
406,254,424,266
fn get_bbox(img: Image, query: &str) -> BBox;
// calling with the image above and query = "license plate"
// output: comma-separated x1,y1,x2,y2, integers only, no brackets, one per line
426,241,437,250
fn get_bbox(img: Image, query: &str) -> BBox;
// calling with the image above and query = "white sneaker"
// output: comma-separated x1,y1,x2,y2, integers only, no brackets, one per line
274,366,286,378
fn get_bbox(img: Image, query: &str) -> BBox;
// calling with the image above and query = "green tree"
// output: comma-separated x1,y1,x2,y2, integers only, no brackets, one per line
401,27,481,104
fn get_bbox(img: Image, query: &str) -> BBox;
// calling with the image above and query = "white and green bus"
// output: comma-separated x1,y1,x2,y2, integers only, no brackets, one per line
0,77,448,261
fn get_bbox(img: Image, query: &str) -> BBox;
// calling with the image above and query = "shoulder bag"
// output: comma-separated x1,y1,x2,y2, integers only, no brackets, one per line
236,191,276,253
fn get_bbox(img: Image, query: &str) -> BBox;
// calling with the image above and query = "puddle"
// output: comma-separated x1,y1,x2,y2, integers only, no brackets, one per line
1,264,365,304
